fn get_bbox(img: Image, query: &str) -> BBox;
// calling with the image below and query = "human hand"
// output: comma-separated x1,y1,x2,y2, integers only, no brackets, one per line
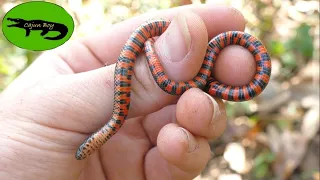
0,4,254,180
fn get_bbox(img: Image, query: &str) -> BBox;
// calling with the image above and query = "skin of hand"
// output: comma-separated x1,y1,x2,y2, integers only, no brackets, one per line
0,4,255,180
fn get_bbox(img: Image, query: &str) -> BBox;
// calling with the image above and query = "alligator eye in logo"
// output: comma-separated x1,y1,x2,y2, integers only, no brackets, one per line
2,1,74,51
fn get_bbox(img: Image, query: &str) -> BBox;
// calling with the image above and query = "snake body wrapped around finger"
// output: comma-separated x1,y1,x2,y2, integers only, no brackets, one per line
75,19,271,160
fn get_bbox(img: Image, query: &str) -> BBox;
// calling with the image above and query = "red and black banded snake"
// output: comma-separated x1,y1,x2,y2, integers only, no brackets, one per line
75,19,271,160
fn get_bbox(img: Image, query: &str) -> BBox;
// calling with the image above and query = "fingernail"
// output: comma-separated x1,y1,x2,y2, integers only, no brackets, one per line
158,13,191,62
179,127,198,153
204,93,221,123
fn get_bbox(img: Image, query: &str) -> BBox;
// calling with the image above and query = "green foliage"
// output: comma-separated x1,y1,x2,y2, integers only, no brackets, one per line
268,22,314,79
252,150,275,179
294,23,314,59
269,40,285,56
225,101,252,118
282,23,314,62
280,50,296,69
0,57,9,75
300,169,319,180
275,119,291,131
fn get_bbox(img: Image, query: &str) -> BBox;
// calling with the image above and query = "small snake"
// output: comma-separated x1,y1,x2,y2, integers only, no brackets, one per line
75,19,271,160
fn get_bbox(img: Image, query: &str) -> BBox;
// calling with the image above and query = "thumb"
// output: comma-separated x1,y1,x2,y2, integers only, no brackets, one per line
127,11,208,116
153,12,208,82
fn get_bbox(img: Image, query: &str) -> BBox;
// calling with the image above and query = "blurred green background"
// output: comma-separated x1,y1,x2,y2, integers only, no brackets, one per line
0,0,319,180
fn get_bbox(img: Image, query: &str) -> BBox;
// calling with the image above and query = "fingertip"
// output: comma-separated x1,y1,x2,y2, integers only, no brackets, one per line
157,124,211,172
213,45,256,86
176,88,227,139
157,124,188,162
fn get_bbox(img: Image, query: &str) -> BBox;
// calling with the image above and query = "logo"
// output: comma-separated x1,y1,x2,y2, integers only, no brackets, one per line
2,1,74,51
